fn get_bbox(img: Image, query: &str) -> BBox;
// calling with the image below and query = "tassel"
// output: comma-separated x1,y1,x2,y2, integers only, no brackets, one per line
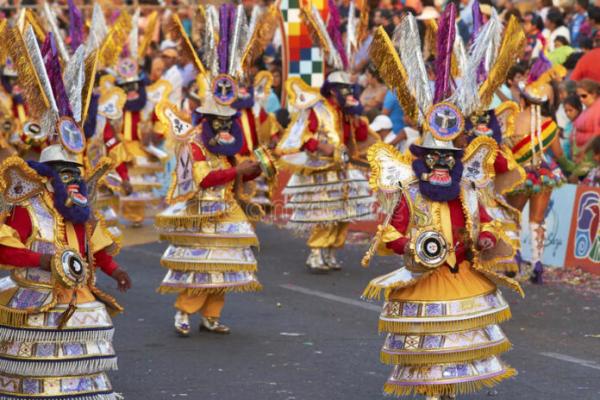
157,281,263,295
159,233,259,248
160,259,257,273
0,326,114,343
378,307,512,334
380,340,512,366
383,367,517,397
0,356,117,377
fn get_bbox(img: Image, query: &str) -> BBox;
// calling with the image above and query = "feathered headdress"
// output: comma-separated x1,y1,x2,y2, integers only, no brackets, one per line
6,27,98,163
369,7,525,150
169,3,280,112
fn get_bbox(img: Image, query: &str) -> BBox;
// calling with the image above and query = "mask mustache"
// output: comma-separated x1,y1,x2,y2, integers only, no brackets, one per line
65,184,88,207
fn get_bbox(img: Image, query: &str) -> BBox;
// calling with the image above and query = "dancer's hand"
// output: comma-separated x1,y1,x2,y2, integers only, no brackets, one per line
39,254,52,271
122,180,133,196
236,160,260,176
112,268,132,292
317,142,335,156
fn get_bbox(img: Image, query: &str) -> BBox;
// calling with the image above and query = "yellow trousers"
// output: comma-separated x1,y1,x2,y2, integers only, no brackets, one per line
306,222,349,249
121,202,145,223
175,292,225,318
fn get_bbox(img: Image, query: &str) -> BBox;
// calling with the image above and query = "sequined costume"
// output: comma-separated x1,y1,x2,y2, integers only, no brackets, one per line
364,6,526,398
0,22,131,398
153,3,280,335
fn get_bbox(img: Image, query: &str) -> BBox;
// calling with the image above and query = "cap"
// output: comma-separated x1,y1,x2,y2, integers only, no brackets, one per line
369,115,393,132
39,144,83,165
197,96,237,117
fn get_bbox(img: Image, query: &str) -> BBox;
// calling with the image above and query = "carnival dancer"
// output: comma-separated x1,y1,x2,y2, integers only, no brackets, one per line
505,55,567,284
84,75,132,243
111,9,172,227
154,4,280,336
276,1,376,273
0,27,131,399
363,7,526,399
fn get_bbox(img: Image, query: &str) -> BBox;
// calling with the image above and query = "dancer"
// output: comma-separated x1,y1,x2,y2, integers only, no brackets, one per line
363,8,525,399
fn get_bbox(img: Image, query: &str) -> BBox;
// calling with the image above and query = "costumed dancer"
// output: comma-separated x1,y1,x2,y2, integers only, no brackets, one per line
276,1,376,273
362,8,526,399
154,4,279,336
250,70,283,214
0,27,131,399
111,9,171,227
84,75,131,243
506,55,567,283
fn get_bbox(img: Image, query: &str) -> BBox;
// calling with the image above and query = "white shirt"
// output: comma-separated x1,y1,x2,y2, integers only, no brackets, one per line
163,65,183,107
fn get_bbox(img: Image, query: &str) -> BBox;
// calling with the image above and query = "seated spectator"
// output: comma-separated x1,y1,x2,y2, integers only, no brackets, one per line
359,64,388,116
561,94,583,160
570,31,600,82
570,0,589,47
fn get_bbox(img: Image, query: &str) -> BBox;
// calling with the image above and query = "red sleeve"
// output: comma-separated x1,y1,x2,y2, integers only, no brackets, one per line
479,202,492,224
190,142,206,161
94,249,119,276
308,109,318,133
570,58,584,81
200,168,237,188
385,195,410,254
115,163,129,181
355,119,369,142
494,152,509,174
302,138,319,152
0,206,42,267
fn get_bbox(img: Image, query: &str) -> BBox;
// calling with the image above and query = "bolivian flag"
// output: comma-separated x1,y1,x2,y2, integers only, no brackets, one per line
511,119,558,165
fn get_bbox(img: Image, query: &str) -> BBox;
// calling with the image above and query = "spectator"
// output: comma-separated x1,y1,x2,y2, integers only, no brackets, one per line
369,115,394,142
571,31,600,82
160,45,183,106
359,64,388,117
380,9,395,37
381,89,407,144
547,36,575,65
570,0,589,47
570,80,600,179
582,136,600,186
561,94,583,158
523,12,546,62
537,0,553,23
589,6,600,40
544,8,570,51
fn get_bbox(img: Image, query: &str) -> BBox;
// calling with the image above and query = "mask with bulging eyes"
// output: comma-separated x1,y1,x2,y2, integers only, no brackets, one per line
120,81,140,100
208,116,236,146
423,150,456,187
55,164,88,208
331,83,363,116
469,113,492,137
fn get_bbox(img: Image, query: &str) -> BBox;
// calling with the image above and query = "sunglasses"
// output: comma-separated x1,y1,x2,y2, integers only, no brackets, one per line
579,93,589,99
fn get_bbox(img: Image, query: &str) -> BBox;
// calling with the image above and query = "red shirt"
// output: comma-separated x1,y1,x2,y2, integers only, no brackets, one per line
571,48,600,83
0,205,118,276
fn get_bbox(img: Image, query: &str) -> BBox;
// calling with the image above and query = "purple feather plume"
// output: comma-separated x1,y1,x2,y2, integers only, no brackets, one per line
42,33,73,118
68,0,84,52
218,4,232,74
528,53,552,84
327,0,348,69
471,1,487,84
434,3,457,103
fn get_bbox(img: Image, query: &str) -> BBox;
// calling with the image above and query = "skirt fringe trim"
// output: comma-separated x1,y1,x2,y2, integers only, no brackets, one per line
383,367,517,397
0,393,117,400
0,356,117,377
378,307,512,334
380,340,512,366
0,326,115,343
158,234,259,248
156,282,263,296
160,260,258,273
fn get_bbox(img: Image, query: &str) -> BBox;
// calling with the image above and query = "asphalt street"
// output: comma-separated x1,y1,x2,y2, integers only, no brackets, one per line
99,224,600,400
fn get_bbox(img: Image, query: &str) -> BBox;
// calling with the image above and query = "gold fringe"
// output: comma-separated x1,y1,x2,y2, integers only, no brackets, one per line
478,16,525,108
6,27,50,119
0,309,29,327
159,233,259,248
157,281,263,295
380,340,512,366
240,4,280,72
24,9,47,42
383,367,517,397
90,286,124,314
0,20,7,66
99,11,133,68
378,307,512,334
369,27,418,124
167,14,205,74
139,11,158,60
300,3,331,54
154,211,228,230
473,263,524,297
160,259,257,273
362,271,434,301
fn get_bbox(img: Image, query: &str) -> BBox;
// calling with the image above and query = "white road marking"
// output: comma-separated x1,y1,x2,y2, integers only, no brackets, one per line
280,284,600,372
539,352,600,371
279,283,381,312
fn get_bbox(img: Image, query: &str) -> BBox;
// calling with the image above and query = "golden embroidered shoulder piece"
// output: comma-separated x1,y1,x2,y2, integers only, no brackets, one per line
367,142,416,192
0,156,46,218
